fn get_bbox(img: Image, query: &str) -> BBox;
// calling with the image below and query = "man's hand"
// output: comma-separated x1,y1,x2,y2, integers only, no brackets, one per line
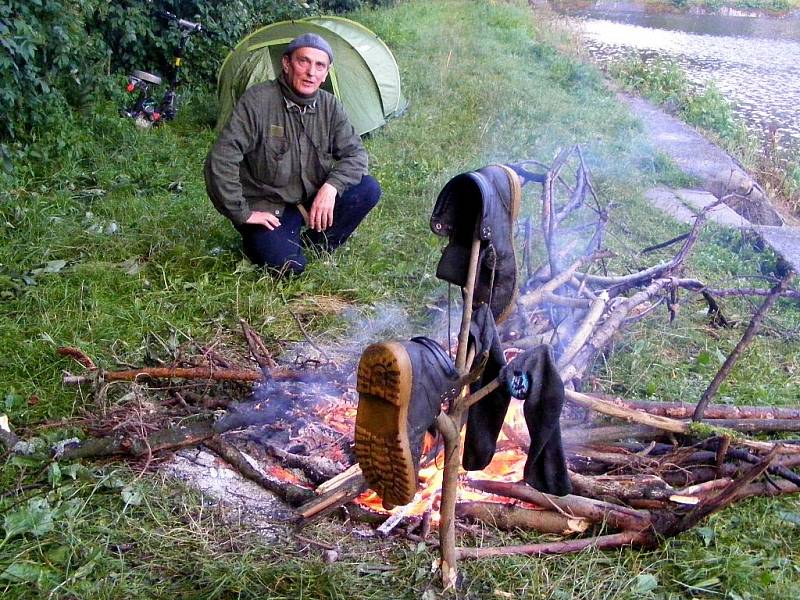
308,183,337,232
245,210,281,230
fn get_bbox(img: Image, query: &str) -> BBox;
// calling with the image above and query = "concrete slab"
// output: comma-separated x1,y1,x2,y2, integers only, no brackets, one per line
675,189,751,228
644,187,697,225
754,226,800,273
645,186,800,273
622,93,784,226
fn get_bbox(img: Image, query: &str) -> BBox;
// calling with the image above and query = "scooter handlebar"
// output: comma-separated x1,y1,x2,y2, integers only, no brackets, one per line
155,9,203,33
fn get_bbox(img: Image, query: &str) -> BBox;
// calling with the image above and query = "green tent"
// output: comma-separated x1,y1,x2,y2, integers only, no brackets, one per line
216,16,407,135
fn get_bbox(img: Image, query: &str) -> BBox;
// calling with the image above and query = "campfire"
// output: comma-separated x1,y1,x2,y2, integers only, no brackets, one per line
7,146,797,589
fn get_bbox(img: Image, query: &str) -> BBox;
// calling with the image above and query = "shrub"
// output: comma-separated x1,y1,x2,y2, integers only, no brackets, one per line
0,0,313,171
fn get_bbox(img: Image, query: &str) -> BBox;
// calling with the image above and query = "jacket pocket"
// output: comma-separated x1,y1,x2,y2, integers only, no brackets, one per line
265,136,291,187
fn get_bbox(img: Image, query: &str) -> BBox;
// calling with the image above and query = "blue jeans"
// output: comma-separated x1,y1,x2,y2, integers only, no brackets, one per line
236,175,381,275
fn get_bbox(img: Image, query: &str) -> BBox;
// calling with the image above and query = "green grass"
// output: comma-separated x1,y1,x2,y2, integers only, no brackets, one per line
2,1,800,598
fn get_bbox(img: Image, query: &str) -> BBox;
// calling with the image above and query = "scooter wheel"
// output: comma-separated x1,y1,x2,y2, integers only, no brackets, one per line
131,69,162,85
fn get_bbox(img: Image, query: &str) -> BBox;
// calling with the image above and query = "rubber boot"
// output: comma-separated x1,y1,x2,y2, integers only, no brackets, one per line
354,336,459,508
430,164,521,324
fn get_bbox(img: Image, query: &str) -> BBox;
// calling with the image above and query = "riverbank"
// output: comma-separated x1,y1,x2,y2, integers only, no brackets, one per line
561,3,800,214
1,1,798,598
641,0,798,17
551,0,800,17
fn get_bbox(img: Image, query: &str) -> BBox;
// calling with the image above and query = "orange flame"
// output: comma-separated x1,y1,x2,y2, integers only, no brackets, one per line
327,347,534,521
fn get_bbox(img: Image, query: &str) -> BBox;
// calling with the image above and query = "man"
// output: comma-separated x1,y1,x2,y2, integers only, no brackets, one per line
204,33,380,275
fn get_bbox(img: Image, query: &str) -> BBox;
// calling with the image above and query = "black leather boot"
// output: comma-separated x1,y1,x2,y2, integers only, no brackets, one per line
430,164,521,324
354,336,459,508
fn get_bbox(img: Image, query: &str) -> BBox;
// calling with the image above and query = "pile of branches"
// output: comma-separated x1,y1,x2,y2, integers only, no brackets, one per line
3,146,799,583
436,146,799,567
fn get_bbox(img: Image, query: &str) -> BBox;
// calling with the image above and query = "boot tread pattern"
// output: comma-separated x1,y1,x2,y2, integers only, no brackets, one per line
355,342,416,507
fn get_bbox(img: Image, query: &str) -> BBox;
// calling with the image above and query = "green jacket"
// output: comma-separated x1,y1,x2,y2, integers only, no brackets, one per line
204,80,368,226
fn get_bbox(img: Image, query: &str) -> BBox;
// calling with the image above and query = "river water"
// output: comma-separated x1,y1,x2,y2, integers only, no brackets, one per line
553,2,800,153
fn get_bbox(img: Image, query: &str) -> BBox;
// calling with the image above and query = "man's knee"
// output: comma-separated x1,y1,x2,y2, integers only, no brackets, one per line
359,175,382,208
237,224,307,275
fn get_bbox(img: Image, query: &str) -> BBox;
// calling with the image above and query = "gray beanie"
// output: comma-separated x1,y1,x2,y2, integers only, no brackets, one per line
284,33,334,64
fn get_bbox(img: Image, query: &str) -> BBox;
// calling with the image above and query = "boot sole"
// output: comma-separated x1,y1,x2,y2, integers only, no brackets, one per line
354,341,417,509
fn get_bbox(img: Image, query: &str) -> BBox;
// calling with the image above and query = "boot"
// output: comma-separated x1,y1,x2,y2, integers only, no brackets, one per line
504,345,571,496
462,304,510,471
430,164,521,324
354,336,459,508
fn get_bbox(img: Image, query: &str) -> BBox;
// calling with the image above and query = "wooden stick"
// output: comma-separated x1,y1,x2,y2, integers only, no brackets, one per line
240,319,277,370
599,399,800,420
665,448,779,535
456,501,590,534
568,472,676,501
439,234,482,590
57,346,97,369
673,279,800,301
693,271,795,421
563,389,800,454
316,464,363,495
456,530,648,559
63,366,263,385
559,278,670,383
60,416,217,460
519,256,594,310
466,479,652,532
557,291,608,368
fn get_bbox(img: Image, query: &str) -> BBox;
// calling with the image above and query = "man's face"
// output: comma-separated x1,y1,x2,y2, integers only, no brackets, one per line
282,47,330,96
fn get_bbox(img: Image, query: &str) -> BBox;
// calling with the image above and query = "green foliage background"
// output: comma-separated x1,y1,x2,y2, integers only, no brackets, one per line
0,0,395,170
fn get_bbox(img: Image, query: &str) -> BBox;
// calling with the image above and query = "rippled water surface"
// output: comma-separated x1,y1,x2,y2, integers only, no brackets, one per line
556,3,800,152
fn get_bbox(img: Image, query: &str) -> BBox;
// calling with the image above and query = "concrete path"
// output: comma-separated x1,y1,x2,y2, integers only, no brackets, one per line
622,94,800,273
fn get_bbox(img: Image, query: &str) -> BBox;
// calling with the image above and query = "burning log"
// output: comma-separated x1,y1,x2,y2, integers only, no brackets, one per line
264,443,344,484
455,501,590,534
202,435,314,506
